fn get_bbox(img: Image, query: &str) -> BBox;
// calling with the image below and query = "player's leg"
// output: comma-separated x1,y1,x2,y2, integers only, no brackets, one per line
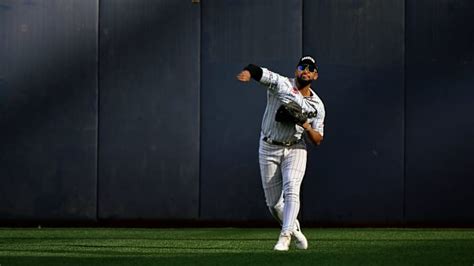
280,145,308,249
269,194,284,224
259,140,284,222
280,145,307,234
259,140,293,251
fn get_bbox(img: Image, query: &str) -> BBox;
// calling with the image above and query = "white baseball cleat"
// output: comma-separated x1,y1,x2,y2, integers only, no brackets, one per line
292,219,308,250
273,232,291,251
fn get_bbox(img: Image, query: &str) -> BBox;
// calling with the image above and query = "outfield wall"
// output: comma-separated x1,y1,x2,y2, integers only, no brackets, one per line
1,0,473,226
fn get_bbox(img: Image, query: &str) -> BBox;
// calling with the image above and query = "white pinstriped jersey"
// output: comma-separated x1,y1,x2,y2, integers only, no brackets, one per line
259,67,325,142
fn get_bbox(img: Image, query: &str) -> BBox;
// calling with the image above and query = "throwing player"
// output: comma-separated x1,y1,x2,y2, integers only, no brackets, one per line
236,56,326,251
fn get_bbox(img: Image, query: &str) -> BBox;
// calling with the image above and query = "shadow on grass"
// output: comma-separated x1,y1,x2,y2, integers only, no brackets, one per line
1,239,474,266
1,247,474,266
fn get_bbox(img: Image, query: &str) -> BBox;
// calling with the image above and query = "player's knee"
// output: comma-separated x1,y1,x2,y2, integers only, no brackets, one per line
282,182,301,200
283,190,300,203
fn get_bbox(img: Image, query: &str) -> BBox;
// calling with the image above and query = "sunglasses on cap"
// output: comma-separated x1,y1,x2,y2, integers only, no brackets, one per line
297,64,317,72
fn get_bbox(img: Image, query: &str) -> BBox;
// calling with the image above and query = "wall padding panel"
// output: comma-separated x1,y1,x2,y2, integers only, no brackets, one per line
405,0,474,224
200,0,303,221
98,0,200,219
0,0,98,220
302,0,405,224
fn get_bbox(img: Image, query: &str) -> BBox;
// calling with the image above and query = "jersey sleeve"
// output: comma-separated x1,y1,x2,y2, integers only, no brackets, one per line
259,68,291,94
260,68,304,102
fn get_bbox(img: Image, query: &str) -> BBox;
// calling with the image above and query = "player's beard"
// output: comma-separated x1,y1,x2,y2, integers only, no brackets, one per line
296,76,312,88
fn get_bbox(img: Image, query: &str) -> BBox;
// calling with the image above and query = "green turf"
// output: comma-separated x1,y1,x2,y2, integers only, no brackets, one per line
1,228,473,265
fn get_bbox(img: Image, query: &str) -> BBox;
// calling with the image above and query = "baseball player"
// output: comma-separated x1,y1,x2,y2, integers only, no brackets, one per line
236,56,325,251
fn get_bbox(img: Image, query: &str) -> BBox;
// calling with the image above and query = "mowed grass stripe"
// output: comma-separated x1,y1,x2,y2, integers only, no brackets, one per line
0,228,473,266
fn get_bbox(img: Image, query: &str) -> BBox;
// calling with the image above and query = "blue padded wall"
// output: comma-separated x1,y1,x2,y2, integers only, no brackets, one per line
302,0,405,224
98,0,200,220
405,0,474,224
0,0,98,220
200,0,303,221
1,0,473,226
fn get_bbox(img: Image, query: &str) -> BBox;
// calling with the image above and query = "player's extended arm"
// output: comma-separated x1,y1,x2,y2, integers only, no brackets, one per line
236,64,262,82
302,122,323,146
237,64,288,97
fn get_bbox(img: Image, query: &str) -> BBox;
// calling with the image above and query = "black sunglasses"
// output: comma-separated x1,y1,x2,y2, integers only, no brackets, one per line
297,64,317,72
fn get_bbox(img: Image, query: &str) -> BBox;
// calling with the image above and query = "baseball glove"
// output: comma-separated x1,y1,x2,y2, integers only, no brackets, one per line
275,102,308,125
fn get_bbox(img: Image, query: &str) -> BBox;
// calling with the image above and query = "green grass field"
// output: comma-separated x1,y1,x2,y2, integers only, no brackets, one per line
1,227,473,265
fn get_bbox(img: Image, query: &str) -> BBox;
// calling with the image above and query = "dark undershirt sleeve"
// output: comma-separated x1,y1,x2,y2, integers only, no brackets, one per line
243,64,263,81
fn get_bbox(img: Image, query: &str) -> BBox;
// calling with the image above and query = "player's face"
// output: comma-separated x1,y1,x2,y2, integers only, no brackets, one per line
295,64,318,81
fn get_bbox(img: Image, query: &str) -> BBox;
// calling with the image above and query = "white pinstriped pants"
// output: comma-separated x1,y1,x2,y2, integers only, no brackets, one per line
259,139,307,233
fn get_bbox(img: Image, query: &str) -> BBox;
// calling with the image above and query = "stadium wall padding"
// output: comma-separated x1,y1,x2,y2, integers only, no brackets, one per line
302,0,405,225
97,0,200,220
0,0,98,220
404,0,474,224
1,0,473,225
200,0,302,221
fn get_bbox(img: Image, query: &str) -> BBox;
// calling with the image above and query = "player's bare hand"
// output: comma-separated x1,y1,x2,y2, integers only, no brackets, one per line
302,122,312,131
236,70,251,82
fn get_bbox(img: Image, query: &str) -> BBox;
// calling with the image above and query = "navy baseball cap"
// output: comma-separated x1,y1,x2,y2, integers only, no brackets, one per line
297,55,317,68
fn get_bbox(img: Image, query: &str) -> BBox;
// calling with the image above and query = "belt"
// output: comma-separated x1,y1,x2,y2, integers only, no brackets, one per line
262,137,302,147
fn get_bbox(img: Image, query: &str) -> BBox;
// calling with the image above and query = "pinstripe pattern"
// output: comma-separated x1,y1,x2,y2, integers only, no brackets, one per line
259,139,306,233
256,67,325,235
260,68,325,142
